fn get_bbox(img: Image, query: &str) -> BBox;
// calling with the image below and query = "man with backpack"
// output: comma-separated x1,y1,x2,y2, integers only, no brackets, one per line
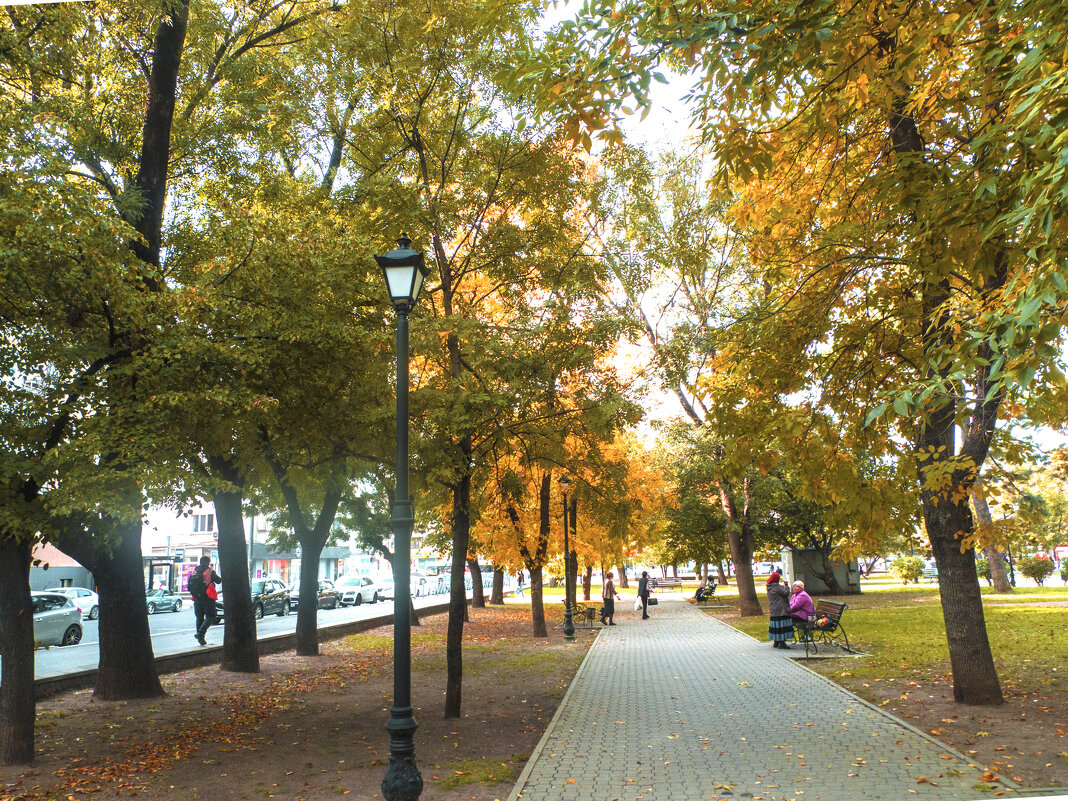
187,556,222,646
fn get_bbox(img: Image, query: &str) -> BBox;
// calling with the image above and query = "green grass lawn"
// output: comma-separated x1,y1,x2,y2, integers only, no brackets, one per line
724,584,1068,693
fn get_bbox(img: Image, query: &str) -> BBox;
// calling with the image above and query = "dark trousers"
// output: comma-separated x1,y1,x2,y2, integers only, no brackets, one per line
640,593,649,618
193,596,218,636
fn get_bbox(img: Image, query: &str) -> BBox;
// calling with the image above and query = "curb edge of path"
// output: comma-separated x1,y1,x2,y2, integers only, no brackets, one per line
507,628,601,801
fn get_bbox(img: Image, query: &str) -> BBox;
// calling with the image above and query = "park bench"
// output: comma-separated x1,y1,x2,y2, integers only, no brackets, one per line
695,582,718,604
794,599,851,657
651,578,683,591
567,602,598,629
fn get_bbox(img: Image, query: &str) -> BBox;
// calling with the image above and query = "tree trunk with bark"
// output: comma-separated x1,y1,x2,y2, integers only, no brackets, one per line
57,515,163,700
529,565,547,636
617,566,630,590
467,557,485,609
490,567,504,604
444,454,472,719
718,478,762,616
213,489,259,673
717,563,728,586
971,482,1012,593
582,564,592,601
87,520,164,699
0,537,35,764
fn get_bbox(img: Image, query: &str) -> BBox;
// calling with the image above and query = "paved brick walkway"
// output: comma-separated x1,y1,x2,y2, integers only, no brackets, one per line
508,595,1008,801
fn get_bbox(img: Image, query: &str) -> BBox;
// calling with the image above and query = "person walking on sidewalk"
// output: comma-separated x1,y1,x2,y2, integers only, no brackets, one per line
637,571,652,619
188,556,222,646
766,571,793,648
600,571,621,625
515,570,525,598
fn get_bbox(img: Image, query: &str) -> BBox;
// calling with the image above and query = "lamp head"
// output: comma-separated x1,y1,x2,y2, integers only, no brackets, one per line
375,233,429,313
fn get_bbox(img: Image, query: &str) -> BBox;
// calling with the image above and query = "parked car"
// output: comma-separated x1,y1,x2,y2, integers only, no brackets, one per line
217,577,291,620
145,588,183,613
287,579,339,611
44,587,99,620
30,592,83,647
376,578,394,601
335,575,384,606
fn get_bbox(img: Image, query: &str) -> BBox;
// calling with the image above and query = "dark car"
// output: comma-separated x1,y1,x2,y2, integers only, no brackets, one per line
145,588,183,613
288,579,339,611
217,577,291,620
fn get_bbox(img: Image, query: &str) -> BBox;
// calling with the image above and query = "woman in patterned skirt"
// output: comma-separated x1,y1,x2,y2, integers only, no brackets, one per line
766,572,793,649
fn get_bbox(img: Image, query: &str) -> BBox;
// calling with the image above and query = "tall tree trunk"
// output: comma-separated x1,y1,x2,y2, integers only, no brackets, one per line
0,537,35,764
717,562,728,586
582,564,592,601
214,490,259,673
816,545,844,594
88,520,164,699
444,456,472,719
57,514,164,700
617,565,630,589
490,566,504,604
971,482,1012,593
295,539,326,655
719,478,762,616
529,565,547,637
467,557,485,609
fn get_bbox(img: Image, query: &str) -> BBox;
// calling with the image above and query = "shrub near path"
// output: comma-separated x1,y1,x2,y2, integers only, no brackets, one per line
0,605,592,801
712,583,1068,791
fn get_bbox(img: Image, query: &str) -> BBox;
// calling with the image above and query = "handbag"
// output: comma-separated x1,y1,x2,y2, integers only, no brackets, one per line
647,597,659,606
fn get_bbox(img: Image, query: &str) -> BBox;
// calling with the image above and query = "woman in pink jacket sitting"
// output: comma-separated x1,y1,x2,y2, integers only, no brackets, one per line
789,580,814,626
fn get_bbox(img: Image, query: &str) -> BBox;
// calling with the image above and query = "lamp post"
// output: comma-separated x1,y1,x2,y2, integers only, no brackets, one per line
375,233,429,801
560,475,575,642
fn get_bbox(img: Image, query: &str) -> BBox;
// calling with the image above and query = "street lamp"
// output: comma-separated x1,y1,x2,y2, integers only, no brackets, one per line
375,233,429,801
560,475,575,642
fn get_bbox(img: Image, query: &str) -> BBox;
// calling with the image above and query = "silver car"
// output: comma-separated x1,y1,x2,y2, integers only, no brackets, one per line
31,592,83,647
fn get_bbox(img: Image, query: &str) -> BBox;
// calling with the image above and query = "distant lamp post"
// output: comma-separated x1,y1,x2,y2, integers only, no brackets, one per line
560,475,575,642
375,233,429,801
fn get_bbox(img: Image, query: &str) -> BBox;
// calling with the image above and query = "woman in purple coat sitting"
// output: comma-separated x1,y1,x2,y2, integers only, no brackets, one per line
789,580,815,626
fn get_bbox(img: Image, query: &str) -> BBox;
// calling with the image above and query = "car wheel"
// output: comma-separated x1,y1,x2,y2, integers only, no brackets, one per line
173,600,182,612
354,594,362,606
372,592,379,603
329,598,338,609
278,600,290,617
88,605,99,620
148,602,157,614
254,603,264,620
61,625,82,646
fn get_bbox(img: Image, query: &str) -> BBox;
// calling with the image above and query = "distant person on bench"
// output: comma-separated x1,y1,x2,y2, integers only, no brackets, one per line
695,576,714,602
789,580,814,626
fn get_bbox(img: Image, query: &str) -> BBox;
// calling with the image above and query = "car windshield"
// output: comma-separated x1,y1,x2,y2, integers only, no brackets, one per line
251,580,266,593
336,577,361,587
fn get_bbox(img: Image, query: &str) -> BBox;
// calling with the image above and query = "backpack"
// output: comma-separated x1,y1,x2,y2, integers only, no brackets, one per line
187,568,205,599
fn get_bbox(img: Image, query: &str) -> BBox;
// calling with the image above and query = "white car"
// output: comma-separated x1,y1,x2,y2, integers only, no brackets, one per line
31,592,83,646
44,587,100,620
335,575,385,606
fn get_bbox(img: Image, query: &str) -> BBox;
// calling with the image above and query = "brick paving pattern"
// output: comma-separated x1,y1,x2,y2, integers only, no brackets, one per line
508,595,1004,801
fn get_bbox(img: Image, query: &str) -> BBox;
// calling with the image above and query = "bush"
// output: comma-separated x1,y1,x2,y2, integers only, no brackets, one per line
976,557,991,585
1061,562,1068,585
890,555,924,585
1016,555,1055,586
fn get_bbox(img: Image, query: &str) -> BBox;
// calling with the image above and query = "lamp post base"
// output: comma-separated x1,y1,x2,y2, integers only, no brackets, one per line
382,709,422,801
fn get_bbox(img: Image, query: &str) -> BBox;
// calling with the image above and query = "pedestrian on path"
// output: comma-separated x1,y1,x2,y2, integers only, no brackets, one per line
188,556,222,646
600,571,620,625
515,570,525,597
637,571,651,619
766,571,793,648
